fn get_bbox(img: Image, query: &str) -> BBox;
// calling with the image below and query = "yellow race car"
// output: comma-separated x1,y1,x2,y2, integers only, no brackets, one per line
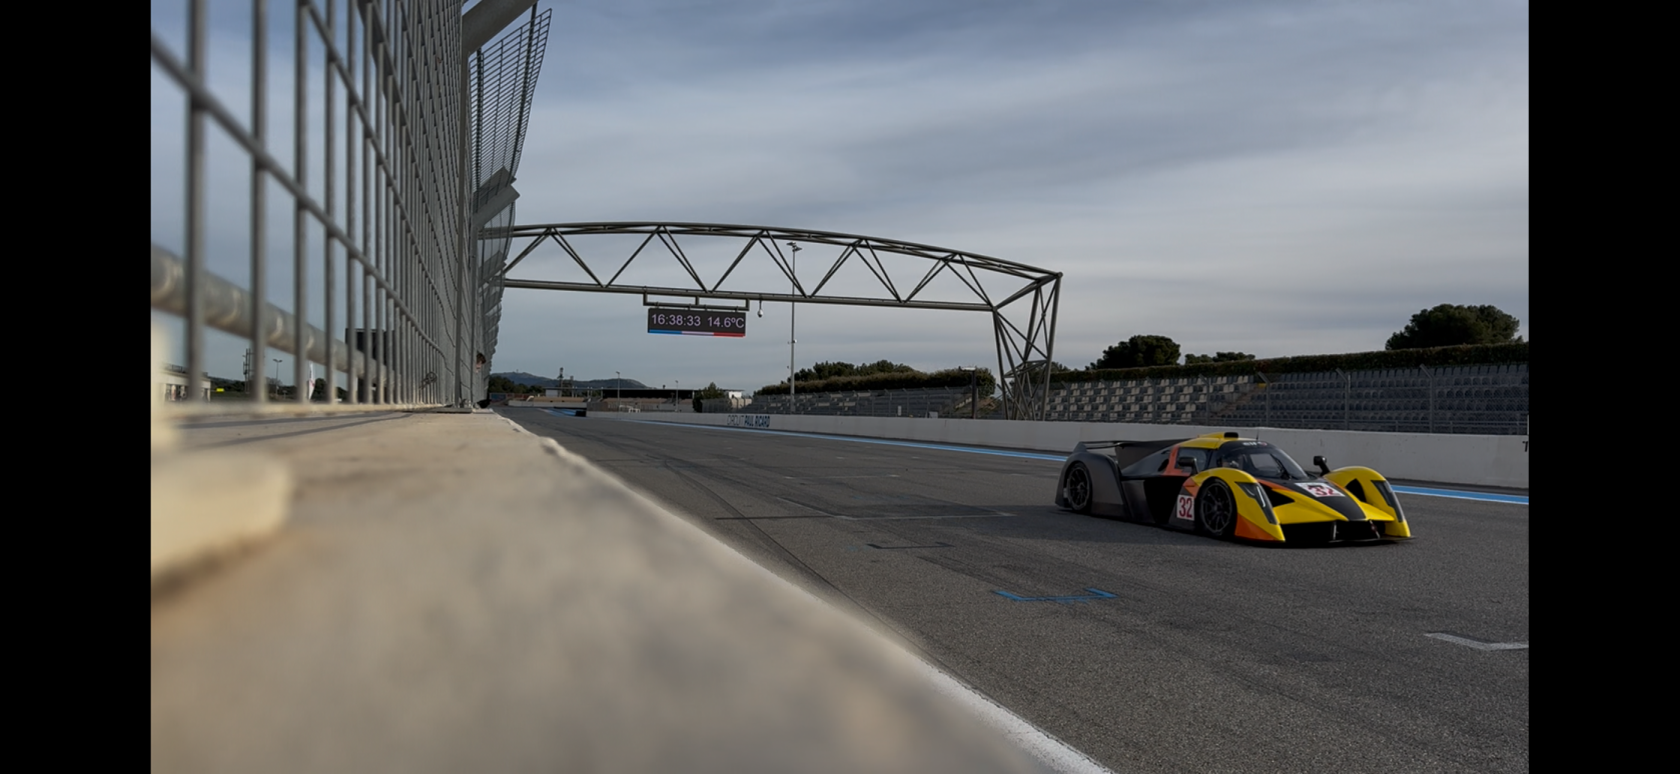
1054,431,1410,543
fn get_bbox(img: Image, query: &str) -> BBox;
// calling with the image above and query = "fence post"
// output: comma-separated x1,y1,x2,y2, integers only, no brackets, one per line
1336,369,1349,430
1421,364,1433,433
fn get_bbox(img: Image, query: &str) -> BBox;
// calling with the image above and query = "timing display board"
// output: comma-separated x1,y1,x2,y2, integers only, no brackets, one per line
647,307,747,337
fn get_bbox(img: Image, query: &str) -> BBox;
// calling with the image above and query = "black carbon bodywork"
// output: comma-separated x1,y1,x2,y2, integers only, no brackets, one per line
1055,438,1185,521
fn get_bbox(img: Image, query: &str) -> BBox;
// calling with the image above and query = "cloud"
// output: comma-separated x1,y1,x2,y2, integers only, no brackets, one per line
152,0,1528,392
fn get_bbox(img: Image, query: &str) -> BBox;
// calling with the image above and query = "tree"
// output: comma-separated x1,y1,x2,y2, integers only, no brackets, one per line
860,359,913,376
692,382,727,413
487,374,544,395
795,359,915,382
1386,304,1522,350
1090,335,1181,370
810,361,857,380
1184,351,1255,365
1012,360,1069,375
1004,361,1068,391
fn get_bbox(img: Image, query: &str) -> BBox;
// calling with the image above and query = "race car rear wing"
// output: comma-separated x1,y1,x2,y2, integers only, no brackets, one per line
1072,438,1185,470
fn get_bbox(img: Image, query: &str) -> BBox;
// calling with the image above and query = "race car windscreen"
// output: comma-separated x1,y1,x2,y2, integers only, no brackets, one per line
1215,443,1310,480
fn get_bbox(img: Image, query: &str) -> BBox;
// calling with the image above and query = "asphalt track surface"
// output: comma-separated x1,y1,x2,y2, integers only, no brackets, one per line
501,410,1528,773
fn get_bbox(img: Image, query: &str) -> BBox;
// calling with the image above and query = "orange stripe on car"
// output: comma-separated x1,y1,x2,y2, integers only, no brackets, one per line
1236,518,1279,541
1162,445,1186,476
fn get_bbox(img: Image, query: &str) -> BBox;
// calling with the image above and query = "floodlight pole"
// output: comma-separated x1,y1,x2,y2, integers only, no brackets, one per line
788,241,800,413
970,367,978,419
959,366,978,419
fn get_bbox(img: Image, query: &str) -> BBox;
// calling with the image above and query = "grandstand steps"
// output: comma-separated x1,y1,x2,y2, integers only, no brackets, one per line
1207,380,1265,421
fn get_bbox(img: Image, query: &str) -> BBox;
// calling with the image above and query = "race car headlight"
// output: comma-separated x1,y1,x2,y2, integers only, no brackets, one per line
1236,482,1277,525
1373,480,1405,523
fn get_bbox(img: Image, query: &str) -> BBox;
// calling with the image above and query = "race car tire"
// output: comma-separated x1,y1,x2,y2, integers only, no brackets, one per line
1065,463,1093,514
1196,479,1237,539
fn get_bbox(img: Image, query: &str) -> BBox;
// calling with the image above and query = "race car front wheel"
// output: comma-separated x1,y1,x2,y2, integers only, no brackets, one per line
1065,463,1093,514
1197,479,1237,539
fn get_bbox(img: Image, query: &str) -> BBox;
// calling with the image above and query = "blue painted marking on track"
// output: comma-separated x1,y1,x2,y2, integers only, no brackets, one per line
543,408,585,418
995,588,1116,603
619,419,1529,503
1391,485,1527,505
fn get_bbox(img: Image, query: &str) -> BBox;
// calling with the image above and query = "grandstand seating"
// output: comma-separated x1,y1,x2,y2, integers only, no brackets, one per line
722,364,1526,434
738,386,973,418
1209,364,1527,434
1042,374,1256,426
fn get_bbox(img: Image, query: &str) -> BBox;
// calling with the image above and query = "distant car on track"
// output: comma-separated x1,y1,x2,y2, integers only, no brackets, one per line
1054,431,1410,543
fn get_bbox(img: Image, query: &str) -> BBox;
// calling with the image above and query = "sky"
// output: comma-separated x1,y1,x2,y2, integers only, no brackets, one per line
152,0,1528,394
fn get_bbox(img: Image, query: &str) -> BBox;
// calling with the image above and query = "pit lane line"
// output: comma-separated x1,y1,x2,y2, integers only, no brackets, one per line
617,419,1528,505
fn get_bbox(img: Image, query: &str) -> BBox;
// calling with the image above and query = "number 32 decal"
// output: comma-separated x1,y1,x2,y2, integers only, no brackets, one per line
1175,494,1196,520
1299,482,1342,498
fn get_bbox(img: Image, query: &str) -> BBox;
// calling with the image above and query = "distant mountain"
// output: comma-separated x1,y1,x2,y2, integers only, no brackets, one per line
496,371,556,388
494,371,648,390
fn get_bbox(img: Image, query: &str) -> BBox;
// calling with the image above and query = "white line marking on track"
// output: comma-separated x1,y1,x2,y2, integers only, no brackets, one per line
1426,632,1529,651
718,507,1116,772
917,660,1118,774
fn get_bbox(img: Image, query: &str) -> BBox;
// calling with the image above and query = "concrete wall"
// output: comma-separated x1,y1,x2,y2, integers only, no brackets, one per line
572,410,1529,489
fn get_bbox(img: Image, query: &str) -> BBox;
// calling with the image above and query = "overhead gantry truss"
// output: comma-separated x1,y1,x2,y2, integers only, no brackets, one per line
492,222,1062,420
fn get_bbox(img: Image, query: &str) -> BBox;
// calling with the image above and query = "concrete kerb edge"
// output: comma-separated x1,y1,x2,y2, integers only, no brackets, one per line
161,402,445,421
150,448,294,594
493,414,1110,774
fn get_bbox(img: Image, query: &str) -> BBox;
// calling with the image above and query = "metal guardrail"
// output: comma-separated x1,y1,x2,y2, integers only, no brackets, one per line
151,0,549,410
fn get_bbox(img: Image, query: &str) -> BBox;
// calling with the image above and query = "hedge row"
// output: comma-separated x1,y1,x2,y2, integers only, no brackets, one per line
757,367,996,396
1047,342,1529,384
753,343,1527,395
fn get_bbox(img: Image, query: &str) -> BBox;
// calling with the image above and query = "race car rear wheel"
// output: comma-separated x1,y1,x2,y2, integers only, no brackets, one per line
1196,479,1237,539
1065,463,1093,514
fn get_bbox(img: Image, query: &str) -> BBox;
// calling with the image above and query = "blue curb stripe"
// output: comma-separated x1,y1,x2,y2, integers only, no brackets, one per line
995,588,1117,602
1391,485,1528,505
